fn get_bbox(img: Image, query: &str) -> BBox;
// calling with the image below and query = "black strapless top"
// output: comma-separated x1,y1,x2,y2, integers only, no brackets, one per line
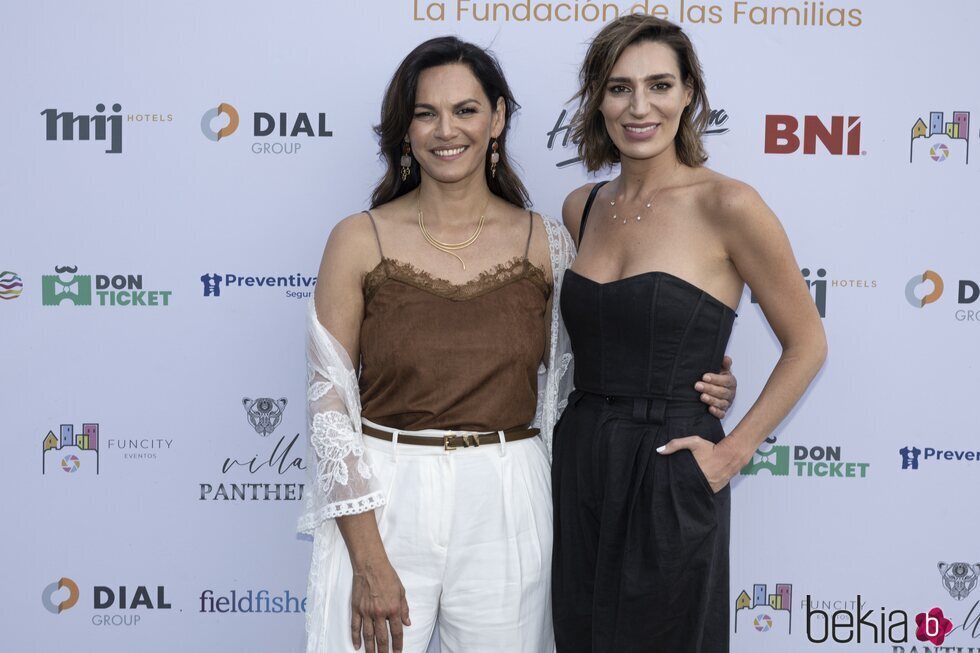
561,269,735,401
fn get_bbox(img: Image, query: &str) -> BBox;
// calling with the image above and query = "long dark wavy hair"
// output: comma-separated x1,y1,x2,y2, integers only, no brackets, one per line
370,36,530,209
573,15,710,171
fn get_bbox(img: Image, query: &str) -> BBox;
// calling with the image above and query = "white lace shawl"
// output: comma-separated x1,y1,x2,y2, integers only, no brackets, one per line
297,216,575,537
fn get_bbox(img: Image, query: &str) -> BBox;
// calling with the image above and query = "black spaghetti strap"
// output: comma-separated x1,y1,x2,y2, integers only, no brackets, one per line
363,210,387,272
578,181,609,246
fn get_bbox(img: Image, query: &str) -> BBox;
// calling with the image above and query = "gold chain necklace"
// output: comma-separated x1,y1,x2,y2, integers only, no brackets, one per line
416,189,488,270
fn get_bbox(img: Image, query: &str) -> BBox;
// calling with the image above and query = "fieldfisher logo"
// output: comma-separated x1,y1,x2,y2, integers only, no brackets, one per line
899,445,980,470
199,589,307,614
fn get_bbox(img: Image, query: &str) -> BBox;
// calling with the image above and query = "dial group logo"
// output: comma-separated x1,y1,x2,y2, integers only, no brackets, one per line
735,582,792,634
905,270,980,322
42,579,172,626
42,424,100,475
911,111,970,164
41,265,173,308
0,270,23,300
200,102,334,155
905,270,944,308
200,102,239,141
42,577,80,614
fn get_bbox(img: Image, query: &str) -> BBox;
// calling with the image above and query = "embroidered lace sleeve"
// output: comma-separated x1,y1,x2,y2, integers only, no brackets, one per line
535,217,577,457
297,299,385,534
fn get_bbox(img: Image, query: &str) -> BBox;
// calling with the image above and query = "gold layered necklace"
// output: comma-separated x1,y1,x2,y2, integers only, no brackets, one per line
416,189,489,270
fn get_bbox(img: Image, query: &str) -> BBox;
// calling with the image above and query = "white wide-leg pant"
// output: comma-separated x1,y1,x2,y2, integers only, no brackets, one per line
306,421,554,653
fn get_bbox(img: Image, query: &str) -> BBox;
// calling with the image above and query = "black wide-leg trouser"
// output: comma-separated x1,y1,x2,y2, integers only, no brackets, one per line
552,390,731,653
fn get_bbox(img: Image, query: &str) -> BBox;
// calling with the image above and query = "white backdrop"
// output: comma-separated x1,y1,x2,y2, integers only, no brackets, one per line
3,1,979,652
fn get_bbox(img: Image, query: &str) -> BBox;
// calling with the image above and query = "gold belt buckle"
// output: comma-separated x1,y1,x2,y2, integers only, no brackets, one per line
444,431,457,451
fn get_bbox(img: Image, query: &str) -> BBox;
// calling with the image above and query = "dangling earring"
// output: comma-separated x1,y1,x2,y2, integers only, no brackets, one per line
400,135,412,182
489,139,499,179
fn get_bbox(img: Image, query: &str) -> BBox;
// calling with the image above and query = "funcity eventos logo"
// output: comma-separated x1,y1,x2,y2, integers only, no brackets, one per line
0,270,24,300
765,114,864,156
741,436,869,479
911,111,970,164
42,577,80,614
42,265,172,307
42,424,100,475
200,102,334,155
735,583,792,634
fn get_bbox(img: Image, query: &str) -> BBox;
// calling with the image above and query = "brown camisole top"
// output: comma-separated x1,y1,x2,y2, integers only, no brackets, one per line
359,210,551,432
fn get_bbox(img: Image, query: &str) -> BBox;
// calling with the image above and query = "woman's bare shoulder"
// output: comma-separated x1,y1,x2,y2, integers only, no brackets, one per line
562,182,602,243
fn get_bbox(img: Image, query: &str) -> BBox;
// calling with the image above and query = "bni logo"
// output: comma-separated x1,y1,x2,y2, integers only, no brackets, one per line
41,103,122,154
765,115,863,156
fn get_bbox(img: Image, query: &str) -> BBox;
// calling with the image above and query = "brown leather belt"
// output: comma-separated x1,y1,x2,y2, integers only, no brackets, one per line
362,423,540,451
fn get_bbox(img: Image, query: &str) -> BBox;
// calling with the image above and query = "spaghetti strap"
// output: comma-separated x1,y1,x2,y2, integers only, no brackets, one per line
363,209,385,259
578,181,608,246
523,211,534,259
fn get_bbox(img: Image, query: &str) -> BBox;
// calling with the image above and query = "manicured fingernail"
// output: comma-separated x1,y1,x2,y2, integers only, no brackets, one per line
703,374,711,381
695,382,704,391
656,445,666,453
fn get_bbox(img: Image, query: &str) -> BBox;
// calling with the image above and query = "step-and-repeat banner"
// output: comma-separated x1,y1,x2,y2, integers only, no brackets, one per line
3,1,978,651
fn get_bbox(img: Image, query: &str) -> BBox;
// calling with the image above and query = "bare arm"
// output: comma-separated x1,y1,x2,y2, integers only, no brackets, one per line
660,183,827,487
314,213,410,652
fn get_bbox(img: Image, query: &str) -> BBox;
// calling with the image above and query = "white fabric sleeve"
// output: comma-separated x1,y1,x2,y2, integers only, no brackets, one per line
535,216,577,457
297,299,386,535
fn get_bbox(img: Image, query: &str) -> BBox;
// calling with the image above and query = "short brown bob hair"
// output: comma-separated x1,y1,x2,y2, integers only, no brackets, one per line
572,15,710,171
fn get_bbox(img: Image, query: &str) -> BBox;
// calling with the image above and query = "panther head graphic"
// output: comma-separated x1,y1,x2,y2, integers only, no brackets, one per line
938,562,980,600
242,397,288,436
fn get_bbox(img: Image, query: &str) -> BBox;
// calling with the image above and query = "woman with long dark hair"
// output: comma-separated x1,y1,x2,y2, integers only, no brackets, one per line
298,35,737,653
552,15,827,653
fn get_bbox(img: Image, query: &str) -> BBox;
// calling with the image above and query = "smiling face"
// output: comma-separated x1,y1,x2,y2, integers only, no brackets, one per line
408,63,505,185
599,40,693,164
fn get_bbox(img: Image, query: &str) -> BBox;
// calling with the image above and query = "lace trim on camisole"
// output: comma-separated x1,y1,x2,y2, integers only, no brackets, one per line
363,256,551,303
